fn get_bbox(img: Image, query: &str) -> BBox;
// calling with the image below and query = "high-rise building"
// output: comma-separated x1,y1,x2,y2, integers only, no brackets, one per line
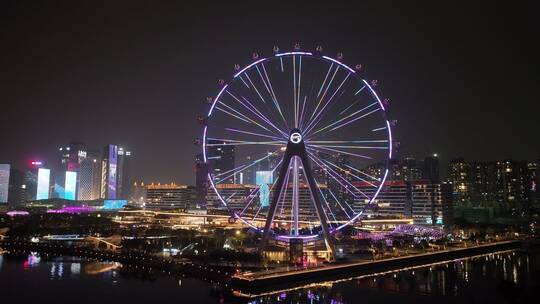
195,153,208,208
448,158,470,203
527,160,539,206
207,139,235,183
423,154,440,182
0,164,10,204
145,183,195,210
494,160,529,203
402,157,423,181
36,168,51,200
117,147,132,200
7,168,22,206
101,144,118,199
353,180,453,227
59,142,86,172
64,171,77,200
78,150,101,200
20,161,45,202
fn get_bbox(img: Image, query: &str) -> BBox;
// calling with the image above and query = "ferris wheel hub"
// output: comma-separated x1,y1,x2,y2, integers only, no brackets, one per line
288,129,303,144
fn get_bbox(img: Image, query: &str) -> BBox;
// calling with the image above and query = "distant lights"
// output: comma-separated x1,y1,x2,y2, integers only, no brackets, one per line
31,161,43,166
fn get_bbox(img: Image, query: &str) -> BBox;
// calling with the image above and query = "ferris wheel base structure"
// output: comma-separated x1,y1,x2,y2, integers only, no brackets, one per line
259,129,336,259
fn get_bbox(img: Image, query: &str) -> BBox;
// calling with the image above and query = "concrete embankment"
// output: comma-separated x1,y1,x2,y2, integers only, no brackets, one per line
231,240,522,294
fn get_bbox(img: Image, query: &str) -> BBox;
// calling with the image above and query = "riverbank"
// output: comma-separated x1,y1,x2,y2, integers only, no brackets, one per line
0,240,231,283
231,240,525,296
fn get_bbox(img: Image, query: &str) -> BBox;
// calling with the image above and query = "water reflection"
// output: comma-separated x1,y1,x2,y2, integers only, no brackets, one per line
1,250,539,303
249,250,540,303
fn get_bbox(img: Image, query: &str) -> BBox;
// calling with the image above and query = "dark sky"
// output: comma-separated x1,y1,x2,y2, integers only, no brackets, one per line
1,1,538,184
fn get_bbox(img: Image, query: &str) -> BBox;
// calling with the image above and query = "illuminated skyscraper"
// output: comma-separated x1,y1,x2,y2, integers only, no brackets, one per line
101,144,118,199
0,164,10,204
117,147,132,200
78,150,101,200
21,161,45,202
36,168,51,200
64,171,77,200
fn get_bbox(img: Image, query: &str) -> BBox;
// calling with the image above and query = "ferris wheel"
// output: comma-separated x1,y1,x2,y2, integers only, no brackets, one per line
201,45,393,250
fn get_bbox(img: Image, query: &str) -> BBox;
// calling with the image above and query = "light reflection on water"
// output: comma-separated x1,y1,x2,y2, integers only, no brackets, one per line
248,250,540,303
0,250,539,303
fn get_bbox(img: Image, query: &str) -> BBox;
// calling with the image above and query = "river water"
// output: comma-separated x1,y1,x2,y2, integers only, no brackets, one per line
1,250,539,303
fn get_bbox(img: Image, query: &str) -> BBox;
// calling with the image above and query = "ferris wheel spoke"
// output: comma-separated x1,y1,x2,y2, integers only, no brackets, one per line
292,56,304,128
225,90,288,138
354,84,367,96
321,158,378,188
308,145,373,160
315,185,338,229
260,63,283,117
298,95,308,130
343,163,381,182
214,148,281,184
311,102,378,136
307,152,370,200
225,128,284,141
307,107,382,140
244,71,289,129
327,188,355,219
238,186,261,216
238,75,250,88
371,126,387,132
216,101,273,132
278,164,292,216
312,144,388,150
310,64,337,121
255,64,285,123
339,84,369,116
304,72,351,135
206,138,285,147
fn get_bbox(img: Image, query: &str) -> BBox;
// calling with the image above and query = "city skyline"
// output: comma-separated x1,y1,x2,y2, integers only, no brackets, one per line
1,2,538,184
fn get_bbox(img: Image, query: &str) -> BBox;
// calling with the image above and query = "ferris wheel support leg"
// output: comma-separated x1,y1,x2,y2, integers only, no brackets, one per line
259,153,292,253
298,150,336,261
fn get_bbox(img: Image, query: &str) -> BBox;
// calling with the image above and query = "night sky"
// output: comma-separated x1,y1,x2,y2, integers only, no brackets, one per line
1,1,538,184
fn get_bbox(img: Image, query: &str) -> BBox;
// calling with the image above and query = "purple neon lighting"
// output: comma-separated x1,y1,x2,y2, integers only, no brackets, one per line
322,55,356,73
225,128,284,141
275,51,313,57
363,79,386,111
208,85,228,116
6,210,29,216
386,120,393,159
303,72,350,135
202,125,208,162
225,91,287,137
217,101,272,131
234,58,267,78
310,102,378,136
309,145,373,160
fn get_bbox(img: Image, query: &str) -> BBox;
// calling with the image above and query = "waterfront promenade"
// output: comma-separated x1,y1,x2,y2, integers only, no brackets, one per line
231,240,523,295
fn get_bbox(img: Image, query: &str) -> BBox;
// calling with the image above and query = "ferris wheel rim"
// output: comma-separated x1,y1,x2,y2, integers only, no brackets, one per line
202,50,393,237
